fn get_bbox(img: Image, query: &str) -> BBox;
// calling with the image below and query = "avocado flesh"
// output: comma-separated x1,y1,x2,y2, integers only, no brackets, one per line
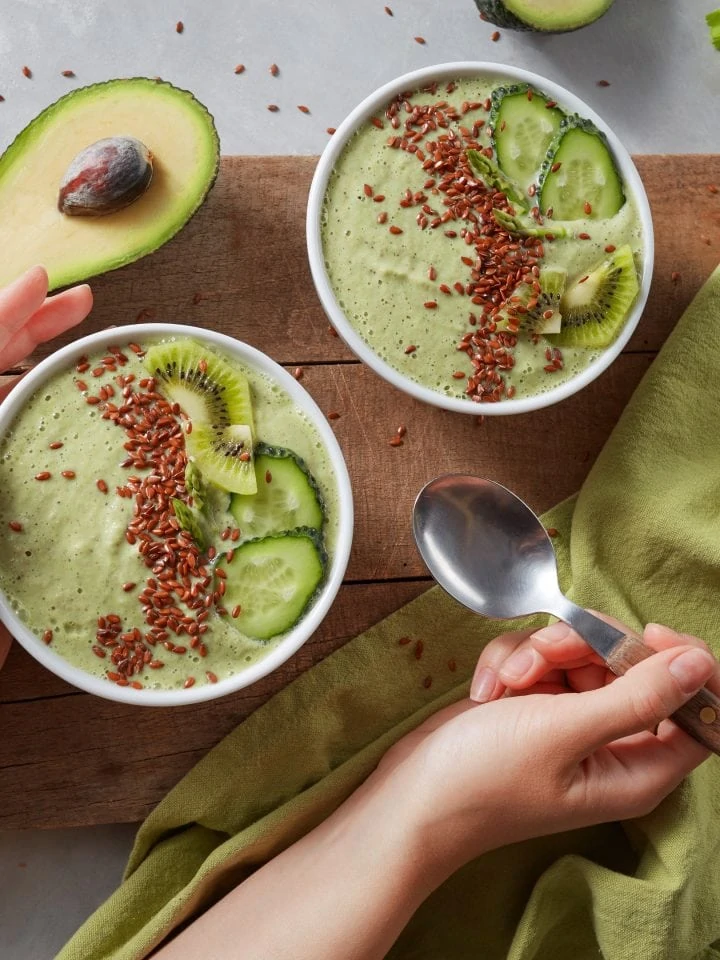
0,78,219,291
476,0,614,31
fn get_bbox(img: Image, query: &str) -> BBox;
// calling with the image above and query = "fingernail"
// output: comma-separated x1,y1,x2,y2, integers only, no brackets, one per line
668,649,715,694
470,666,496,703
532,621,571,645
645,623,682,642
500,648,534,681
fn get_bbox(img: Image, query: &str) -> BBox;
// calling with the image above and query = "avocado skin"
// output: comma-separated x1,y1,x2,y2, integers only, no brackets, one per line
474,0,615,33
0,77,220,291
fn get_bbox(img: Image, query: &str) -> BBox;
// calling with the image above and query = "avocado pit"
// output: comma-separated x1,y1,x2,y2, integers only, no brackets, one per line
58,136,153,216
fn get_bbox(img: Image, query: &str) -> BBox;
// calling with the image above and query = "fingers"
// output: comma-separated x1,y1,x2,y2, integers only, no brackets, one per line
1,284,93,371
0,266,48,355
470,628,535,703
557,644,717,756
643,623,720,695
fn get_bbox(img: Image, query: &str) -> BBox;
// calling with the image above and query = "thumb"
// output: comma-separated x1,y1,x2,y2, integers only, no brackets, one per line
559,645,716,753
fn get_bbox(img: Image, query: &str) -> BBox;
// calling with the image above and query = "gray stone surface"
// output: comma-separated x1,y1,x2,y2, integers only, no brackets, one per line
0,0,717,956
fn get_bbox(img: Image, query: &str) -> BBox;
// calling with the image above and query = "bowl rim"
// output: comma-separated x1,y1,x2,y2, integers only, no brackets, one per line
0,323,354,706
307,60,655,416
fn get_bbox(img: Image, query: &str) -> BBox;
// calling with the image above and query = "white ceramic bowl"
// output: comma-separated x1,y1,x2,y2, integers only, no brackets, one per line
307,62,654,415
0,323,353,706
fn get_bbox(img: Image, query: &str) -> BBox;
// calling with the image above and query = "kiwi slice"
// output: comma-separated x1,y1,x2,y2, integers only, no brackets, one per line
144,338,254,431
497,267,567,335
550,245,639,348
186,423,257,495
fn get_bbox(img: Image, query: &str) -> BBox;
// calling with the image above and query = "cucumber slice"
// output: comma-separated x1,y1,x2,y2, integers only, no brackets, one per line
539,116,625,220
230,444,325,541
220,532,325,640
475,0,615,33
489,85,565,190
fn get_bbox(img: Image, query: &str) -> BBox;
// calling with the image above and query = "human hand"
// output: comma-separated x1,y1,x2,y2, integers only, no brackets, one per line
370,620,719,882
0,266,93,668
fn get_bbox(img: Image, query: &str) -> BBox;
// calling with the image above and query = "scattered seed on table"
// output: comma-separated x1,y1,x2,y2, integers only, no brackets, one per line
326,127,336,135
327,411,340,420
546,528,559,538
175,20,184,32
491,30,501,41
35,471,51,481
397,424,407,438
61,69,75,78
269,63,279,76
297,105,310,114
0,95,5,102
708,185,718,195
389,437,403,447
385,6,393,15
328,325,339,337
414,36,426,44
234,64,245,74
267,104,279,112
671,271,681,282
293,366,304,380
42,629,53,645
8,521,22,532
398,636,412,646
22,66,32,78
597,79,610,87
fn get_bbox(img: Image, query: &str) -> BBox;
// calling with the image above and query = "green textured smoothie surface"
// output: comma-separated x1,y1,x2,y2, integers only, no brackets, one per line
0,338,339,692
321,76,644,403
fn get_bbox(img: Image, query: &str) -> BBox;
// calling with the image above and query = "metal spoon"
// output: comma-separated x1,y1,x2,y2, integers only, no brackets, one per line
412,473,720,755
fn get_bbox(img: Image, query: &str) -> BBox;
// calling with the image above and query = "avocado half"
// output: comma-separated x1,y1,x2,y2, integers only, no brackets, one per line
0,78,220,291
475,0,615,32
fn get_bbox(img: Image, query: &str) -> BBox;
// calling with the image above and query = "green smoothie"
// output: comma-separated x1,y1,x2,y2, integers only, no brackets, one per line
0,338,339,692
321,76,644,403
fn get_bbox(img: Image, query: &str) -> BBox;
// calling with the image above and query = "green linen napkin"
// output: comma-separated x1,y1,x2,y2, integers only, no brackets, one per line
60,268,720,960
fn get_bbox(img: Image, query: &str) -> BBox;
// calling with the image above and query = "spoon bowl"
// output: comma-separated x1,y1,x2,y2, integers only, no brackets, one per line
412,473,720,755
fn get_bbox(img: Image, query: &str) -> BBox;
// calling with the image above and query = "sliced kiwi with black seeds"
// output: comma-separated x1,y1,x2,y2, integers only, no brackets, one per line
144,338,254,431
497,267,567,335
186,423,257,495
549,245,639,348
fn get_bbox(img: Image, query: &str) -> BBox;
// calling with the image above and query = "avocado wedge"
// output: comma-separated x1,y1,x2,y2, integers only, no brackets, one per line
0,78,219,291
475,0,615,32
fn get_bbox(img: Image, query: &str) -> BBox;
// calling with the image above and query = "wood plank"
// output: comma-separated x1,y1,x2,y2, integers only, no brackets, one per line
0,580,430,828
20,155,719,368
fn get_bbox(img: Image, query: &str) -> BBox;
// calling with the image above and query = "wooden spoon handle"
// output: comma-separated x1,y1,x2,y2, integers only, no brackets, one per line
605,633,720,755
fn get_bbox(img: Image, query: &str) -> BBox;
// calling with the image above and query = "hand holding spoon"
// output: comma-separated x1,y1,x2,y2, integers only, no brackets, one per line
412,474,720,755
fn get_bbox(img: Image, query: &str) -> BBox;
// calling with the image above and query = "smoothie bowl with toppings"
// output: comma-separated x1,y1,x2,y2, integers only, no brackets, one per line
308,63,653,414
0,324,352,705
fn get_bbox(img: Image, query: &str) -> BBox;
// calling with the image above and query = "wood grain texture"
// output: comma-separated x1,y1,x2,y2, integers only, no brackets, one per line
0,155,717,828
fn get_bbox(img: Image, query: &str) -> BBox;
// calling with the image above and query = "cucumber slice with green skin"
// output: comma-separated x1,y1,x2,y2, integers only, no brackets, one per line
230,444,325,541
538,116,625,220
489,85,565,190
475,0,615,33
219,531,325,640
466,149,527,210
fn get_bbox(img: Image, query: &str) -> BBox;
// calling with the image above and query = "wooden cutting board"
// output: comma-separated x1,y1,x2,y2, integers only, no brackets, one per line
0,155,717,829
